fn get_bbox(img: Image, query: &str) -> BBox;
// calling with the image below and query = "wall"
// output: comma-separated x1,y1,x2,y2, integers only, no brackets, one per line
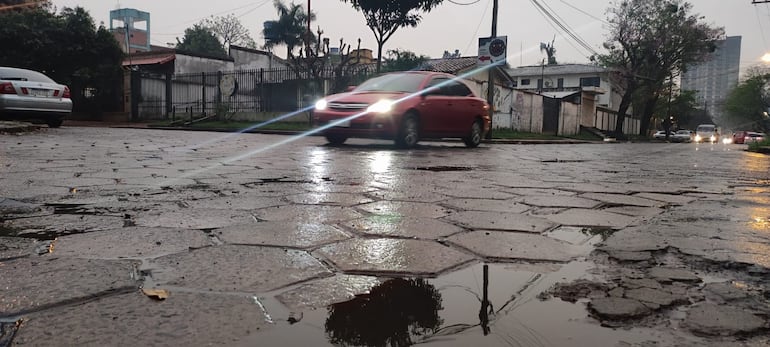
595,107,641,135
559,102,580,136
175,55,234,74
229,46,286,70
512,92,544,133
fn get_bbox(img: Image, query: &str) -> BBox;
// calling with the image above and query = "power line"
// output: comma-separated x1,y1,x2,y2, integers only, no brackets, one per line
528,0,596,58
559,0,609,25
756,4,769,49
448,0,483,4
462,0,491,55
539,0,597,54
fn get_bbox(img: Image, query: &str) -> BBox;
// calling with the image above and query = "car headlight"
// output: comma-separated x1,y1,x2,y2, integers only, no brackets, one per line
695,135,702,142
315,99,327,111
722,138,732,144
366,100,394,113
710,135,716,142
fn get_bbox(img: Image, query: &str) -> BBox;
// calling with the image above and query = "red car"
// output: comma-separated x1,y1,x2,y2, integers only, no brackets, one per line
312,71,491,148
732,131,749,144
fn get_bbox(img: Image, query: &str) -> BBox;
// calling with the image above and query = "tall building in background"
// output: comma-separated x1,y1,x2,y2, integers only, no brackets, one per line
110,8,151,53
681,36,741,123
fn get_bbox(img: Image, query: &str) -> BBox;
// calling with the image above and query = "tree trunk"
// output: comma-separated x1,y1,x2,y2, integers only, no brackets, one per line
376,41,383,73
640,95,659,137
614,88,634,135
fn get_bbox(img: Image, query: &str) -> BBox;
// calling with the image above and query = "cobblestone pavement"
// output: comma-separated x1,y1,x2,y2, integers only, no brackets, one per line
1,126,768,346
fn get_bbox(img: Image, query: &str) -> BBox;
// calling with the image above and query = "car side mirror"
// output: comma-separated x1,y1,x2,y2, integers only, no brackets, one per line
345,86,356,92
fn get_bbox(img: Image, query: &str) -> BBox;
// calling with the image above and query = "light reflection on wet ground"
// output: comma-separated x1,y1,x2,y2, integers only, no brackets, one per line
240,262,675,347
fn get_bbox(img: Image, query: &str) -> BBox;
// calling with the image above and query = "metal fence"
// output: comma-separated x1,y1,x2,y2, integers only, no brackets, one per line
134,65,377,121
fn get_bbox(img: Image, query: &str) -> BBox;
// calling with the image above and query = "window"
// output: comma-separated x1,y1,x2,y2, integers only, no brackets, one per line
521,79,530,86
580,76,600,87
448,81,472,96
425,77,451,95
557,78,564,88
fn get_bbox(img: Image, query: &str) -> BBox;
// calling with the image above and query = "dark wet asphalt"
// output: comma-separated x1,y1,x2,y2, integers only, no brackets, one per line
1,126,769,346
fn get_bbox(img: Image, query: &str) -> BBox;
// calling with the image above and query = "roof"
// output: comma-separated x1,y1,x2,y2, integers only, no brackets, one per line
122,53,175,66
540,91,581,99
507,64,608,77
419,57,478,73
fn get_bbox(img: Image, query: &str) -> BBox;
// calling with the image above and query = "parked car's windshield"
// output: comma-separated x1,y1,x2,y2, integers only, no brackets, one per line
354,73,425,93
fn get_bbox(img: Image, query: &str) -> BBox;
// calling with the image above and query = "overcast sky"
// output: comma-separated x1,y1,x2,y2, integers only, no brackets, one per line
52,0,770,74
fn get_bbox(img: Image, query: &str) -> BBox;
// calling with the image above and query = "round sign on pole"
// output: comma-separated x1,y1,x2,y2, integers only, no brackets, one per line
489,38,506,58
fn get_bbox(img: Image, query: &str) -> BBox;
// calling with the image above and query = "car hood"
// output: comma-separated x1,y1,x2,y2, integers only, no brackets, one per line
324,91,408,104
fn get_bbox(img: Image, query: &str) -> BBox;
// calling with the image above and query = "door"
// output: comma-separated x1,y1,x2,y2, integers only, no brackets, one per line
420,77,453,135
543,97,560,135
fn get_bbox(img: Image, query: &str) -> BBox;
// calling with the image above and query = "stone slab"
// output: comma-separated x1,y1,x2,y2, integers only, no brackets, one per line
135,208,258,229
358,201,453,218
443,211,555,233
53,227,212,259
589,297,651,320
446,230,583,262
648,267,702,283
624,287,690,306
216,222,350,249
13,291,271,346
340,216,464,239
580,193,663,207
441,198,530,214
685,303,767,336
254,205,364,224
521,195,602,209
0,256,138,316
276,274,382,311
150,245,332,292
0,237,38,261
542,209,637,228
314,238,474,276
634,192,697,205
285,192,374,206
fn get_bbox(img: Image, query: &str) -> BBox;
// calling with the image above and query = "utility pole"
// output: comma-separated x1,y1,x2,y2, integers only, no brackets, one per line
484,0,498,139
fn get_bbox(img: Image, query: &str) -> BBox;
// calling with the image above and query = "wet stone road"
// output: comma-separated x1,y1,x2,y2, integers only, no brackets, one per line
1,126,769,346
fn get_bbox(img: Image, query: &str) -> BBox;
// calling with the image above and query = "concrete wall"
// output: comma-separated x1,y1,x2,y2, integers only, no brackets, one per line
559,102,580,136
595,107,641,135
175,55,234,74
229,47,286,70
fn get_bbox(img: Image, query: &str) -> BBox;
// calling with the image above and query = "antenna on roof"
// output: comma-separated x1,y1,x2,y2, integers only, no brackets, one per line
115,1,121,9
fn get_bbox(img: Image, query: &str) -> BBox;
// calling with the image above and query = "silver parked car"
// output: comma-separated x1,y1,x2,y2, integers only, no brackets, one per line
0,67,72,128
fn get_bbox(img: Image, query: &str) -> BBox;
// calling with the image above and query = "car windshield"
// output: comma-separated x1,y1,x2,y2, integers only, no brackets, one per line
354,73,425,93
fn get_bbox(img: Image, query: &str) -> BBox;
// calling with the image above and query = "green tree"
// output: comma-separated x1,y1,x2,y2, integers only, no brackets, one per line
724,72,770,133
0,6,124,115
262,0,315,59
340,0,444,72
176,24,227,57
202,14,257,50
382,49,429,72
596,0,723,136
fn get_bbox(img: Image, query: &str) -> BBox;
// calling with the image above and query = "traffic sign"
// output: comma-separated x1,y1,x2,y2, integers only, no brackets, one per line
478,36,507,65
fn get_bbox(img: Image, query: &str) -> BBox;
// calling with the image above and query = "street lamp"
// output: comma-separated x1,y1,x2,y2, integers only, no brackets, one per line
762,53,770,63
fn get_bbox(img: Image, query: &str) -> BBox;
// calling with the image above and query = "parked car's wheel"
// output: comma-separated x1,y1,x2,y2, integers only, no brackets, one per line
325,134,348,145
463,120,483,148
46,118,63,128
395,113,419,148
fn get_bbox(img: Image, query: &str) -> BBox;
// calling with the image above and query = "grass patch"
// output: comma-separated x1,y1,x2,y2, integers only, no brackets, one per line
747,138,770,152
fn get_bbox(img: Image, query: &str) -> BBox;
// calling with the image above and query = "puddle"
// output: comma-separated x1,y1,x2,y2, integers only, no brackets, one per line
238,262,672,346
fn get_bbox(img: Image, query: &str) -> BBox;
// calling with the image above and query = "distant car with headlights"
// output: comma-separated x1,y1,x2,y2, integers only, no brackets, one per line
653,130,675,140
312,71,491,148
0,67,72,128
732,130,749,144
672,130,693,142
694,124,719,143
744,132,767,144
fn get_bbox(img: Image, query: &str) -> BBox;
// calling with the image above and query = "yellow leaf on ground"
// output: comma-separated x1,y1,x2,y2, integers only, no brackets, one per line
142,288,169,300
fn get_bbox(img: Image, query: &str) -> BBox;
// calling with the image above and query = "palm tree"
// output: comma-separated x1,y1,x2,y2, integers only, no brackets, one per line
262,0,315,59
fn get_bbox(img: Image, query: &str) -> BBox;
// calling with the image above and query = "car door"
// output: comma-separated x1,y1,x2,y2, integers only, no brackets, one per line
443,80,476,136
419,77,453,135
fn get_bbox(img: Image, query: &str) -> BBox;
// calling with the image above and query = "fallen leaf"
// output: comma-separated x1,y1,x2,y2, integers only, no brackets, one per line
142,288,169,300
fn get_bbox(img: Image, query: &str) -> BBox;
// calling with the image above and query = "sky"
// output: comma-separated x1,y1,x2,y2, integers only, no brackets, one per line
51,0,770,75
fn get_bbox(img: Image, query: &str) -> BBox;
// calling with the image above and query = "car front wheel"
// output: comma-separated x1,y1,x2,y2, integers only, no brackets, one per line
463,120,483,148
47,118,63,128
395,114,419,148
325,134,348,145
